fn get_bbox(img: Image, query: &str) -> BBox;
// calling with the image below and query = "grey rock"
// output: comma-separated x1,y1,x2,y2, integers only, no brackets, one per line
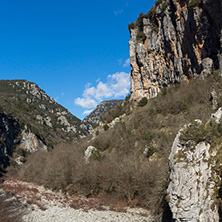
210,87,218,110
58,116,70,126
211,107,222,124
201,58,213,77
167,126,219,221
44,116,52,127
19,130,47,152
84,145,98,163
36,115,44,124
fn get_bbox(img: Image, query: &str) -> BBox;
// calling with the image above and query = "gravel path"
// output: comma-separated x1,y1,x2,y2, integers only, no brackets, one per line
23,205,152,222
2,179,153,222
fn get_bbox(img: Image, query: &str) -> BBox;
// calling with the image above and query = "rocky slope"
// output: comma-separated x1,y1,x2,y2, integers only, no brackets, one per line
0,80,88,170
83,100,123,131
129,0,222,101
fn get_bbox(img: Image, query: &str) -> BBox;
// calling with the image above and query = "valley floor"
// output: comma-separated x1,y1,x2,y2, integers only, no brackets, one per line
1,179,153,222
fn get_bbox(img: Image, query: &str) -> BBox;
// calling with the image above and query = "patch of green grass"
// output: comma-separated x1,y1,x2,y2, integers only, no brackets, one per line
138,97,148,107
103,124,109,131
128,22,136,30
89,149,101,161
179,121,213,145
145,145,155,158
136,31,146,42
188,0,202,9
152,26,159,33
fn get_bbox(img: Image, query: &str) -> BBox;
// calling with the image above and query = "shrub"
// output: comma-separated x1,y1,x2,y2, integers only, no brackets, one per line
161,1,168,15
147,6,156,18
89,148,101,161
135,12,144,29
138,97,148,107
101,100,132,123
179,121,213,145
155,0,163,6
145,145,155,158
128,22,136,30
103,124,109,131
125,93,131,101
152,25,159,33
136,31,146,42
188,0,202,9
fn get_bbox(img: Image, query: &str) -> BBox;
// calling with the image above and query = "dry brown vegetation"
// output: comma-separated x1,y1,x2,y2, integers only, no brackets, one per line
0,193,24,222
16,75,222,217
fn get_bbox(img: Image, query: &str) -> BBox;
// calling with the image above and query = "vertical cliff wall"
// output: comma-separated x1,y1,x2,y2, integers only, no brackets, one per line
129,0,222,101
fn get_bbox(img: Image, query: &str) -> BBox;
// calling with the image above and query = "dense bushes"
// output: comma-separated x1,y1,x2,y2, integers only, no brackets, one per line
17,145,167,211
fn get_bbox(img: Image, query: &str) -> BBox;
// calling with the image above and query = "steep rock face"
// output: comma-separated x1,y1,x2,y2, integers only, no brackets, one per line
129,0,222,101
0,114,20,169
167,122,219,221
83,100,123,131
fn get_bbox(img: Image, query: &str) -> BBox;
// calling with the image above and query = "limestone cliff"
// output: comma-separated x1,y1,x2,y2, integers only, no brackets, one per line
167,111,222,221
129,0,222,101
167,126,219,221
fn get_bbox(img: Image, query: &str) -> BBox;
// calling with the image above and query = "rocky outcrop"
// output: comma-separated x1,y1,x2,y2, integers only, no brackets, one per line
0,114,48,169
19,129,47,153
129,0,222,101
83,100,123,131
0,80,90,169
167,121,219,221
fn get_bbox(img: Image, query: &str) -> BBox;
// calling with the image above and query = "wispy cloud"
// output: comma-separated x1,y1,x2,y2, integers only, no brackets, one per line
114,9,124,16
54,92,65,102
74,72,130,111
83,109,94,115
123,58,130,67
75,97,97,109
118,58,123,66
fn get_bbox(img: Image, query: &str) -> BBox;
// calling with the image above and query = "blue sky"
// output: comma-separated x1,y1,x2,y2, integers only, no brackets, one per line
0,0,155,119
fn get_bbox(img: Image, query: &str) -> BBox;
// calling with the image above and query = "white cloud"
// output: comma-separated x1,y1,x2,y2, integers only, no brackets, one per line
114,9,124,16
74,97,97,109
118,58,123,65
83,85,96,98
123,58,130,67
108,72,130,97
74,72,130,112
83,109,94,115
